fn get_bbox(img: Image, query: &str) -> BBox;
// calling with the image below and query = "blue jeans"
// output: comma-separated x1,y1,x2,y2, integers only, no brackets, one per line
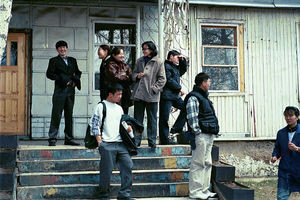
134,100,158,146
158,98,186,144
277,174,291,200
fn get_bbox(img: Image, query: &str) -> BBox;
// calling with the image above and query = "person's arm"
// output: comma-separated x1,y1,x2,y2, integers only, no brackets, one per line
186,96,201,134
46,58,60,81
152,61,166,94
178,57,188,76
132,59,142,82
90,104,104,146
271,132,281,163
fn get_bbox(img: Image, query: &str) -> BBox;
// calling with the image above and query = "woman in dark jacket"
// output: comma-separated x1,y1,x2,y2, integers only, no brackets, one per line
105,47,133,114
98,45,111,101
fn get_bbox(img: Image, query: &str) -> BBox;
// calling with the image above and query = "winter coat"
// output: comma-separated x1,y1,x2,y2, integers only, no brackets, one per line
131,56,166,102
272,124,300,192
106,58,133,108
161,58,187,100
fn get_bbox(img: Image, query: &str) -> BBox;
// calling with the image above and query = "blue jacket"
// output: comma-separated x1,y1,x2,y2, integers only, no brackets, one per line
272,124,300,191
161,59,187,100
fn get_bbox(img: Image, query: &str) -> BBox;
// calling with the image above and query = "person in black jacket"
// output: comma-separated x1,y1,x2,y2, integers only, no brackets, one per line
184,72,218,199
46,40,82,146
159,50,187,145
98,45,111,101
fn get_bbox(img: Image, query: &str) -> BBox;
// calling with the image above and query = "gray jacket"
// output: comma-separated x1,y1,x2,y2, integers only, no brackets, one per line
131,56,166,102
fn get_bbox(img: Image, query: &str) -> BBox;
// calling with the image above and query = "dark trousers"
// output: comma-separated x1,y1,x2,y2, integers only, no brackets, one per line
48,88,75,143
134,100,158,146
159,98,186,144
98,142,133,199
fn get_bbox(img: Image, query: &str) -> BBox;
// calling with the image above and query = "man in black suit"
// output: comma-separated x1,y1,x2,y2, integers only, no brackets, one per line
46,40,82,146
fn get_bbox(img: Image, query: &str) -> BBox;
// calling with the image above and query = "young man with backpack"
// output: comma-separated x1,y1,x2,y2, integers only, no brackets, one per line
90,83,134,200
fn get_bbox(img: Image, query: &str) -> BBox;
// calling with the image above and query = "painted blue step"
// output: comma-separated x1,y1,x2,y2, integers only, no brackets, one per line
17,182,189,199
18,169,190,186
17,156,191,173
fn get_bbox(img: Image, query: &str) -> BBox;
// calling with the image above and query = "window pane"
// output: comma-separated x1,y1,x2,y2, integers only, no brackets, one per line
95,23,136,45
203,66,238,90
1,46,7,66
202,27,235,46
95,30,110,44
204,47,236,65
11,42,18,66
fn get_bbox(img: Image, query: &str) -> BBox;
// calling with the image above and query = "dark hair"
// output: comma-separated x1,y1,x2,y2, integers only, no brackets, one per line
284,106,300,117
99,45,111,55
107,82,123,95
167,50,180,60
142,41,157,57
195,72,210,86
56,40,68,49
111,47,123,56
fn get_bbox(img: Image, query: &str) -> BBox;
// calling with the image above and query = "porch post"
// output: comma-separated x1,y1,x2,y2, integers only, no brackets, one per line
158,0,164,59
136,6,141,59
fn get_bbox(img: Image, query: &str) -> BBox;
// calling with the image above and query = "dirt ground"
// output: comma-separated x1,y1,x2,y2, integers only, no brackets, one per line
237,178,300,200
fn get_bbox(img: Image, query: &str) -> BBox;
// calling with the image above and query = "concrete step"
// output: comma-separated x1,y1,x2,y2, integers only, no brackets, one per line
213,181,254,200
17,156,191,173
17,182,189,199
212,161,235,182
0,191,12,200
0,168,14,191
18,169,190,186
17,145,219,161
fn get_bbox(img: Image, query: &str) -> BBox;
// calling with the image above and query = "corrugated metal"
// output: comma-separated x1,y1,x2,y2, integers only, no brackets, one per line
189,6,300,138
189,0,300,8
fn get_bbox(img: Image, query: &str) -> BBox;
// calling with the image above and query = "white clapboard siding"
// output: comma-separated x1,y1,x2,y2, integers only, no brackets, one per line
185,6,300,139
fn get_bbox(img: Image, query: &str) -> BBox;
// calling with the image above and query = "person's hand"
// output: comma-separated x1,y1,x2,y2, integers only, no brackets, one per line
137,73,144,79
288,142,299,151
180,90,185,96
271,156,278,163
127,125,132,133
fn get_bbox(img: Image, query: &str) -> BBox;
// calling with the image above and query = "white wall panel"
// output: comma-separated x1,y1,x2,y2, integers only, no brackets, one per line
191,6,300,138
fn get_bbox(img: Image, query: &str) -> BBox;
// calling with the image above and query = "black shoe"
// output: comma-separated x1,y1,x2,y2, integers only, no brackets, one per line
48,142,56,146
149,143,156,149
64,140,80,146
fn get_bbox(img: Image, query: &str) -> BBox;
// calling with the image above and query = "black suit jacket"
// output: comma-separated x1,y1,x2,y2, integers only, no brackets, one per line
46,55,82,92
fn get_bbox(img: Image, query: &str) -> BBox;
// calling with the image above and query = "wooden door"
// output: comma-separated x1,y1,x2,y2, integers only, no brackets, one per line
0,33,27,135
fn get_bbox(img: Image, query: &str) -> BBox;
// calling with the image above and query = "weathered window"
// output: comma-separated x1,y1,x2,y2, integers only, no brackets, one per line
201,25,243,91
93,23,136,91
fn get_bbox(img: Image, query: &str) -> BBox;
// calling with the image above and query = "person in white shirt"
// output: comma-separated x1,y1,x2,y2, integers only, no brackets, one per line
90,83,135,200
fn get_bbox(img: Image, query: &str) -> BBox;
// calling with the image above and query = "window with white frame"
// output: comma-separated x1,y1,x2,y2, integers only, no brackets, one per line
93,22,136,91
200,25,243,91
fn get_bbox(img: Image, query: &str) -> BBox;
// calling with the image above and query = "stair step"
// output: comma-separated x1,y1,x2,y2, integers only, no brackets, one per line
17,156,191,172
17,182,189,199
18,169,190,186
0,191,12,200
0,168,14,191
212,161,235,182
18,145,219,161
17,145,192,160
213,181,254,200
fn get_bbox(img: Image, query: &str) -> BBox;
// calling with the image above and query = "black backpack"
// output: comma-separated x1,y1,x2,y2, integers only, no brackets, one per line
84,102,106,149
